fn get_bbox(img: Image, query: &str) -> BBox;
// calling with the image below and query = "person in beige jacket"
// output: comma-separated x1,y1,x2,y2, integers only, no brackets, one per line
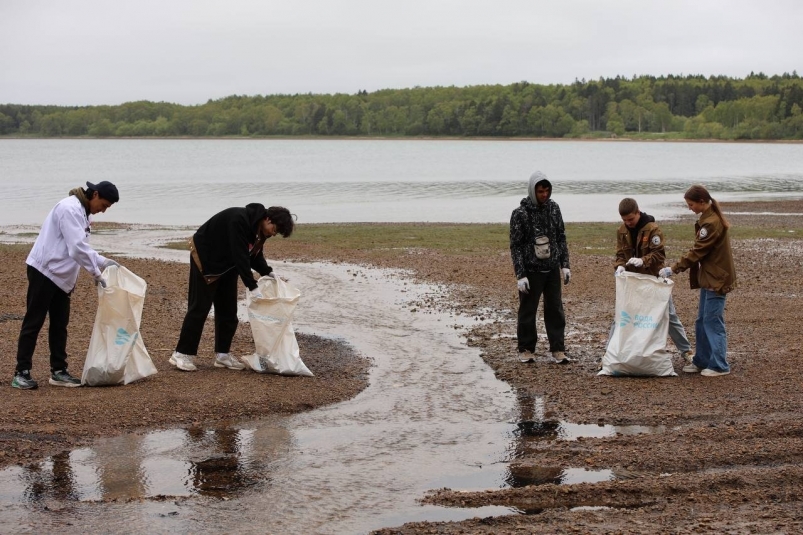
660,185,736,377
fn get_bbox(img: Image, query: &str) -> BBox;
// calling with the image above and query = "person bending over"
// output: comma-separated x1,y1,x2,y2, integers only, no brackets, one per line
170,204,294,372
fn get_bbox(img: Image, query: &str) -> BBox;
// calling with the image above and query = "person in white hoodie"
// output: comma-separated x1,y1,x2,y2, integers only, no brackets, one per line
12,181,120,390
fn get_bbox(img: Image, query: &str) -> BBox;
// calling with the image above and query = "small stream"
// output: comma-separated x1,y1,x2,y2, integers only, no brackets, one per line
0,227,520,533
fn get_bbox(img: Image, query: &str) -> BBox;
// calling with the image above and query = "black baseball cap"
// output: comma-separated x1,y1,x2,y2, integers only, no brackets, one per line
86,181,119,203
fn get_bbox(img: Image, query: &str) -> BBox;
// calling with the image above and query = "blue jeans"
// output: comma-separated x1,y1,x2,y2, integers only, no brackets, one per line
692,289,729,372
668,296,691,354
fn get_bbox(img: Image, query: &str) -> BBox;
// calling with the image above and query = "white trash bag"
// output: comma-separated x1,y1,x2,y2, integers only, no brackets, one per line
82,265,157,386
241,276,313,377
598,271,677,377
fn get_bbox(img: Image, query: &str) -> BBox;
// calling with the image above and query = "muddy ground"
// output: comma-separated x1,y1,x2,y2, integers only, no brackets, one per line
2,200,802,533
0,252,370,468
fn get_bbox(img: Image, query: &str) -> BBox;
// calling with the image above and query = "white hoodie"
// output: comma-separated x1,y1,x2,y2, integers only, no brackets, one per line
26,195,108,293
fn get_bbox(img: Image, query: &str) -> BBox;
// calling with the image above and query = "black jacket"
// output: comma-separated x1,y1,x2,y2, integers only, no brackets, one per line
509,197,570,279
193,204,272,291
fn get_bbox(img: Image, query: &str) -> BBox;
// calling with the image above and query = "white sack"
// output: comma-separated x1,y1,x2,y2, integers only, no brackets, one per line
82,266,157,386
598,271,677,377
241,276,313,377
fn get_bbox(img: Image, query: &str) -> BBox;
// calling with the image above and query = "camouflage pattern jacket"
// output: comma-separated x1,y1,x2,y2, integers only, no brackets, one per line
509,197,570,279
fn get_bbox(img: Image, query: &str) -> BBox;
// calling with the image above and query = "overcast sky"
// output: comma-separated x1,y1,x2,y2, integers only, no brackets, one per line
1,0,801,106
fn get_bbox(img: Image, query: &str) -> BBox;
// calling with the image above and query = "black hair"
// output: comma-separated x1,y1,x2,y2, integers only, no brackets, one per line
266,206,296,237
534,178,552,193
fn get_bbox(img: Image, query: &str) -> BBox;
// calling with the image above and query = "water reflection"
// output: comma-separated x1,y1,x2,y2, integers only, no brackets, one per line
505,394,659,489
0,424,289,503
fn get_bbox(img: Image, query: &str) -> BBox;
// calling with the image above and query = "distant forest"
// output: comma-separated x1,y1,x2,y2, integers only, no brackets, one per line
2,73,803,140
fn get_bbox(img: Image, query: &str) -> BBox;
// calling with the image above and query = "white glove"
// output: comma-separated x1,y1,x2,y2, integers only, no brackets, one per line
659,267,673,278
615,265,625,276
100,259,119,270
249,288,264,300
94,275,107,288
626,257,644,268
517,277,529,294
562,268,571,285
268,272,289,282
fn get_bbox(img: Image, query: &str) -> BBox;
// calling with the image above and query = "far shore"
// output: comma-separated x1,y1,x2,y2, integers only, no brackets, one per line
2,134,803,144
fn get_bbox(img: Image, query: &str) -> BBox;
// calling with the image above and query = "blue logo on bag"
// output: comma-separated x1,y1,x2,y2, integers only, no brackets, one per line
115,328,132,345
619,311,632,327
620,311,659,329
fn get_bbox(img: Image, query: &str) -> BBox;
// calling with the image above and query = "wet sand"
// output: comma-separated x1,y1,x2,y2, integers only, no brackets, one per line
1,199,802,533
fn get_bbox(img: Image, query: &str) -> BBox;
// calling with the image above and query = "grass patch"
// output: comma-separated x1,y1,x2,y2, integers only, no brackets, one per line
160,221,800,256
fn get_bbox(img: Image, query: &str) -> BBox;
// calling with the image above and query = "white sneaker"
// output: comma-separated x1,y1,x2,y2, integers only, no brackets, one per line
214,353,245,370
682,363,701,373
169,352,197,372
701,368,730,377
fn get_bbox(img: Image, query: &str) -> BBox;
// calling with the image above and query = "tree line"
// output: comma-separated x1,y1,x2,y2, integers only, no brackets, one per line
1,73,802,140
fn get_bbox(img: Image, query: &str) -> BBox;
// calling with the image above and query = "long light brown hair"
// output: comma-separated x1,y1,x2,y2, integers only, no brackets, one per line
684,185,730,229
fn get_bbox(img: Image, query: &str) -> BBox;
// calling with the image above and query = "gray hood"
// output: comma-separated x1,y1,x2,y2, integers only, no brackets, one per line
528,170,551,204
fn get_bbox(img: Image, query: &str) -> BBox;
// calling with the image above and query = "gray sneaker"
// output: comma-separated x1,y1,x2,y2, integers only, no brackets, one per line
552,351,571,364
49,369,81,387
214,353,245,370
11,370,38,390
682,363,701,373
169,352,197,372
680,351,695,364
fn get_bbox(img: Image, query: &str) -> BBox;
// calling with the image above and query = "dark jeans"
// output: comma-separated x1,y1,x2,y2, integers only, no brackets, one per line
517,267,565,353
175,258,239,355
16,265,71,373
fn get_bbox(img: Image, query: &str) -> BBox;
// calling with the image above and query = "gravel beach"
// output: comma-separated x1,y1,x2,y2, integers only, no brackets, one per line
1,199,802,533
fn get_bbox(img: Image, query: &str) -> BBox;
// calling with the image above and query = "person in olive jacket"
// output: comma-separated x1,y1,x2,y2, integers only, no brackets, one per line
170,204,295,372
660,185,736,377
614,197,694,363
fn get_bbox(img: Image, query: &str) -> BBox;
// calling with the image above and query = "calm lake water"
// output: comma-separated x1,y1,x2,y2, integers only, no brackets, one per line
2,139,803,226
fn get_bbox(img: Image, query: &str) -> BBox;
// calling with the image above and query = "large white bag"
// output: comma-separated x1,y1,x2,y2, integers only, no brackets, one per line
241,276,313,377
598,271,677,377
82,266,157,386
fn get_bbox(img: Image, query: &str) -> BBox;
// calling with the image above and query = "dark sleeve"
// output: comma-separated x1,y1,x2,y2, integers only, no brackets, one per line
554,205,570,269
229,217,260,291
509,210,528,279
250,251,272,278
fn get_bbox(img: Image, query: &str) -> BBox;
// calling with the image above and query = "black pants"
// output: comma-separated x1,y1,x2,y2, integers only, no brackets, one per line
175,258,239,355
16,265,71,373
517,267,565,353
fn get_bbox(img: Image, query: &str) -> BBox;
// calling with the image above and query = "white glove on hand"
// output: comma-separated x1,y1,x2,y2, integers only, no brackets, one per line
249,288,264,300
626,257,644,268
615,265,626,276
659,267,673,278
517,277,529,294
268,272,289,282
94,275,107,288
562,268,571,285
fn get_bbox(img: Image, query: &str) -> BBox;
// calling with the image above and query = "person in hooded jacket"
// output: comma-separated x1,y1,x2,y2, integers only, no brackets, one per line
170,204,295,372
13,181,121,390
510,171,571,364
614,197,694,364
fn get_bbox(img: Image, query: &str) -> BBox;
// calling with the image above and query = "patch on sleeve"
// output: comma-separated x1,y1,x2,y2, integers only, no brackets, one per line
698,227,709,239
651,235,661,246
